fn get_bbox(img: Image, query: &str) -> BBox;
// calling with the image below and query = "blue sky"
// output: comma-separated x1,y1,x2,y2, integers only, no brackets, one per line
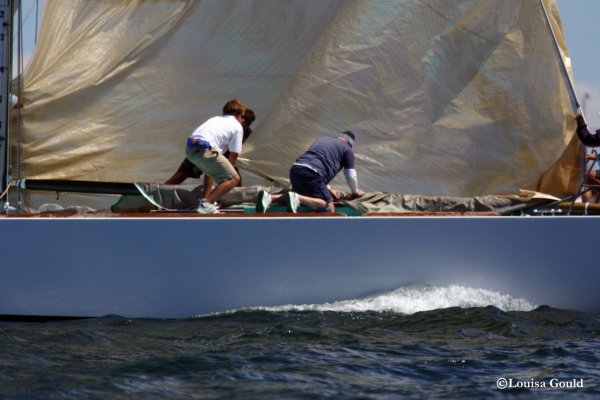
17,0,600,128
557,0,600,127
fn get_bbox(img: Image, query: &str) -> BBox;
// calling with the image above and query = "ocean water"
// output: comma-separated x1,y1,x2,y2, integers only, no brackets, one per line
2,285,600,399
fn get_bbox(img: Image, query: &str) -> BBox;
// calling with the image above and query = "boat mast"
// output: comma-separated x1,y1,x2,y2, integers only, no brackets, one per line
0,0,13,212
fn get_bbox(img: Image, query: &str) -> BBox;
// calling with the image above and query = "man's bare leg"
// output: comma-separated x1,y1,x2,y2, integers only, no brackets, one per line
205,175,240,204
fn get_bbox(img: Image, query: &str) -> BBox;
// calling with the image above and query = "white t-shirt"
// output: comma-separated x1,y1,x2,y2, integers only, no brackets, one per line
189,115,243,153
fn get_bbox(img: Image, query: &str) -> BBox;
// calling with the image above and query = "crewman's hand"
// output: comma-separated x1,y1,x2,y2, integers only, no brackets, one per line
330,188,343,200
351,189,366,199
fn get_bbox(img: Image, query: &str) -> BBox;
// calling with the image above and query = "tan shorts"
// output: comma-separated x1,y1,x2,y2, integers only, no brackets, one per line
185,147,238,184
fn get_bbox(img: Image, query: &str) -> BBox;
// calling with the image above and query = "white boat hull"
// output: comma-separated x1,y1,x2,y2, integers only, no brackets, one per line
1,216,598,318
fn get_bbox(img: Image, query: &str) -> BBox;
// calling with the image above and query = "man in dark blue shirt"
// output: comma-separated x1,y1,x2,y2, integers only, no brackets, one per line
257,131,365,213
576,114,600,202
576,114,600,146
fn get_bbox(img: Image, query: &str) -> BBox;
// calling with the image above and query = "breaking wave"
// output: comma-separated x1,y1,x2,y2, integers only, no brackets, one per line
248,285,536,314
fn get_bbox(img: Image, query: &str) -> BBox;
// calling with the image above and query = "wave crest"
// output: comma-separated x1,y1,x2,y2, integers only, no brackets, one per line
250,285,536,314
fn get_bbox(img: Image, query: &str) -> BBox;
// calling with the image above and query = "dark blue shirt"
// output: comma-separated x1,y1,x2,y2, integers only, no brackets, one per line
577,116,600,147
295,137,355,183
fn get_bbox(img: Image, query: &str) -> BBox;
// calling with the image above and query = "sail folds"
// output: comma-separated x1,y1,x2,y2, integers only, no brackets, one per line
17,0,580,200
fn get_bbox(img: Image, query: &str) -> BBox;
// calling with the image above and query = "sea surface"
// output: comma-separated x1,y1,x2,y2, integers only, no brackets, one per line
2,285,600,399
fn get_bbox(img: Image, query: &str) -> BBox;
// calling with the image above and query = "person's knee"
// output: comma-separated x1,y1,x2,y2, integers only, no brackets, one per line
221,174,240,189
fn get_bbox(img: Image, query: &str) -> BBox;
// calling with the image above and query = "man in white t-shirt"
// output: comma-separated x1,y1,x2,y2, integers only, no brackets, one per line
186,99,247,213
165,108,256,185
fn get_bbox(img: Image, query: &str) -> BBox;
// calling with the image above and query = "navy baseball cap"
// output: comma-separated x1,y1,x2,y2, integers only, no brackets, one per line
341,131,355,146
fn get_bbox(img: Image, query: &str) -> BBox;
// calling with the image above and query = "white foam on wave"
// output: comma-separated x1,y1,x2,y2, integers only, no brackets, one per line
249,285,537,314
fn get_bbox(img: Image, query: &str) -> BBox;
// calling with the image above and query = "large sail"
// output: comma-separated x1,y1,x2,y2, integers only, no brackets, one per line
16,0,580,206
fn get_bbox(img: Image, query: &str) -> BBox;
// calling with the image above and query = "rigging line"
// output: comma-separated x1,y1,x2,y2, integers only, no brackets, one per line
539,0,581,115
20,0,36,26
567,149,599,215
539,0,588,215
35,0,38,45
15,0,23,206
0,179,12,201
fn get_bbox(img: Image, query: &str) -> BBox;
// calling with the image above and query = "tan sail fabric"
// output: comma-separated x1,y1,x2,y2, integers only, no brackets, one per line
17,0,580,202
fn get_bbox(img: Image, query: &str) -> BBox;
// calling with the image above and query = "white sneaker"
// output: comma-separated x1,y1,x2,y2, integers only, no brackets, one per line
286,191,300,213
256,190,272,213
197,200,220,214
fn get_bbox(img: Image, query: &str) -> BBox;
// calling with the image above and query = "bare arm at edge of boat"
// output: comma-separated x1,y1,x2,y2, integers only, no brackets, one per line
329,188,365,200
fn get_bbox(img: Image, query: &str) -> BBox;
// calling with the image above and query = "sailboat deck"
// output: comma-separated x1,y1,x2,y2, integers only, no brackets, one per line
6,204,600,218
0,211,507,218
